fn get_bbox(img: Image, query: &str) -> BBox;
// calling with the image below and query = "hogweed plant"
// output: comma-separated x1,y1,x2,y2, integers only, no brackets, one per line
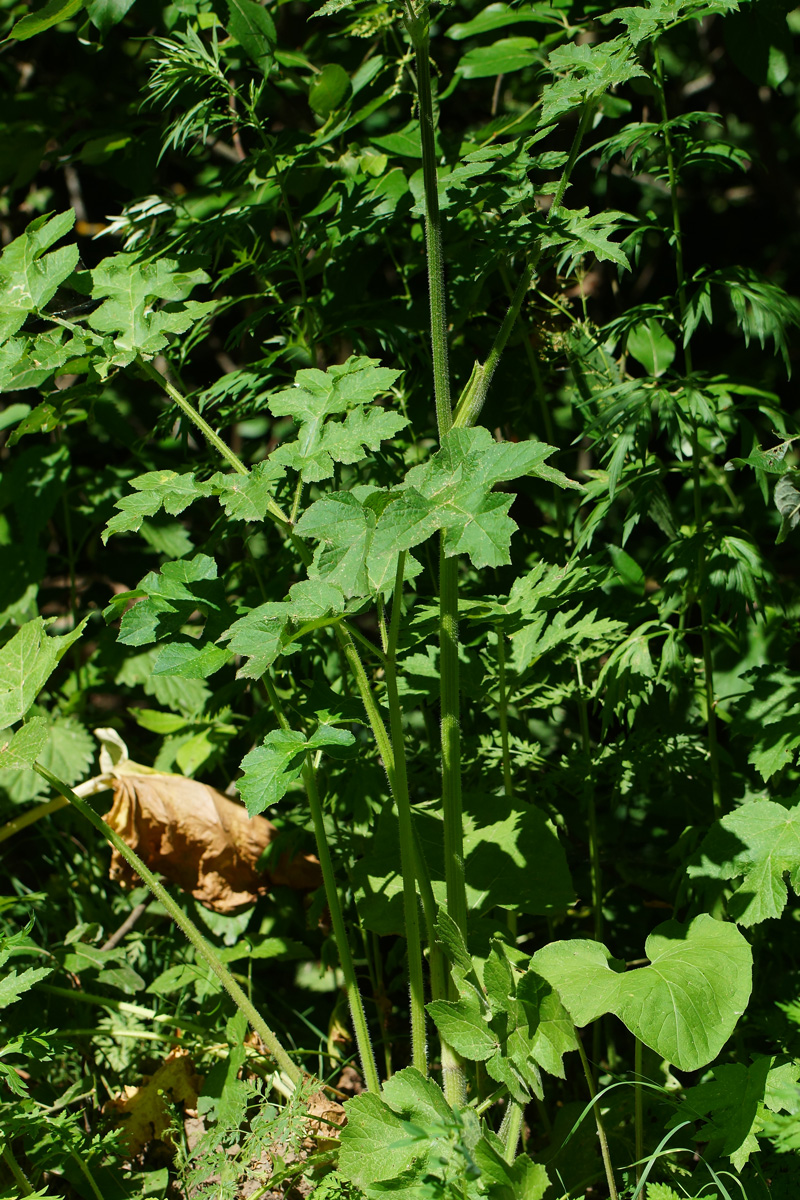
2,0,800,1196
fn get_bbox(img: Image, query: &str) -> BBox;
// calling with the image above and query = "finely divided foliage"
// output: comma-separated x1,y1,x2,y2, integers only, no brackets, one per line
1,0,800,1196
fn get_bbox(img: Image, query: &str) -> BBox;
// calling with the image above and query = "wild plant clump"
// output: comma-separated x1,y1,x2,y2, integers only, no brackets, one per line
1,0,800,1198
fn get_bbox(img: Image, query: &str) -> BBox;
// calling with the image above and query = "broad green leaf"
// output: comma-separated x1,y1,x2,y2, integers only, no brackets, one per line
541,208,631,271
427,988,497,1061
222,579,347,678
354,794,573,935
448,4,556,39
0,715,96,802
668,1055,798,1170
627,318,676,376
774,472,800,544
602,0,741,46
225,0,276,75
457,37,539,79
725,0,792,88
533,915,752,1070
0,716,49,770
309,64,352,116
209,461,286,522
114,555,229,649
0,211,78,342
0,617,87,731
688,798,800,925
539,38,648,126
238,724,354,816
473,1134,549,1200
339,1070,506,1200
87,254,215,368
152,639,233,680
369,427,580,572
268,355,404,481
103,470,213,542
87,0,136,34
7,0,85,41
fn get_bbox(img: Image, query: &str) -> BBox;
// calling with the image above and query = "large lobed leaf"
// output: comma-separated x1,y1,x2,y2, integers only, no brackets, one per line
532,915,752,1071
688,796,800,925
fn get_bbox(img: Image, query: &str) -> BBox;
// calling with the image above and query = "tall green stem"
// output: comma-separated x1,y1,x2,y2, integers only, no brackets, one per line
2,1146,34,1196
32,764,301,1085
500,1098,524,1163
262,673,380,1092
404,1,451,435
496,626,513,800
653,45,721,819
381,552,428,1073
634,1036,644,1184
577,1038,619,1200
575,657,601,944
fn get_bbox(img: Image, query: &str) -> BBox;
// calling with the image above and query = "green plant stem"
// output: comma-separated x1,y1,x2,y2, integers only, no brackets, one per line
2,1146,33,1196
452,101,593,432
0,793,69,843
384,552,428,1074
577,1038,618,1200
653,46,721,819
575,658,601,944
70,1151,104,1200
32,763,302,1086
500,1098,524,1163
496,625,513,799
261,673,380,1093
138,356,290,526
404,1,451,435
634,1036,643,1184
335,623,441,966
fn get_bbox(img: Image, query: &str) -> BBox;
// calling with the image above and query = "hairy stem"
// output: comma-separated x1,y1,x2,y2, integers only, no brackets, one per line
496,625,514,799
2,1146,34,1196
262,673,380,1092
634,1036,643,1184
577,1038,619,1200
381,552,428,1073
653,46,721,819
404,2,451,435
500,1098,525,1163
32,764,301,1084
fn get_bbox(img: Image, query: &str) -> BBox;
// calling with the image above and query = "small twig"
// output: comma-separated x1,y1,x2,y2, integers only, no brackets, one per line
100,900,149,951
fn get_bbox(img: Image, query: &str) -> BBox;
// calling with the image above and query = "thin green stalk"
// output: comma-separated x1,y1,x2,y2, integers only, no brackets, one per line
577,1038,619,1200
138,356,290,526
261,673,380,1092
70,1151,104,1200
634,1036,643,1184
653,46,721,819
500,1098,524,1163
2,1146,33,1196
32,763,301,1086
496,625,513,799
0,793,69,843
575,658,601,944
403,1,451,435
384,552,428,1073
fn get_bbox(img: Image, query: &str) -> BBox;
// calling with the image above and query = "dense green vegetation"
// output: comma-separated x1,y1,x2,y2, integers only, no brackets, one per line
2,0,800,1197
